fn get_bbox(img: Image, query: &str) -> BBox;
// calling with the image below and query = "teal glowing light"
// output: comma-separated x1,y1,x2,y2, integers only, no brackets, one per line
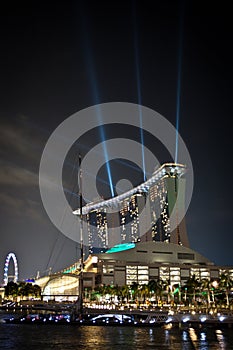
63,266,77,274
106,243,136,254
173,287,180,295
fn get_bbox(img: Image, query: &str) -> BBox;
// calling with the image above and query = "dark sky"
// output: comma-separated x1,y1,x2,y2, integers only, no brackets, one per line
0,0,232,281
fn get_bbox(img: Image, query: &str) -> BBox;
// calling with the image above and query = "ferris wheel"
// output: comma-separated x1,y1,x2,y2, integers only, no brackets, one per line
3,252,18,286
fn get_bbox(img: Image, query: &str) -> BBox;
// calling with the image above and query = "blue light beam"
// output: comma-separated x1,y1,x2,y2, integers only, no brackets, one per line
133,4,146,182
175,1,185,164
81,18,114,198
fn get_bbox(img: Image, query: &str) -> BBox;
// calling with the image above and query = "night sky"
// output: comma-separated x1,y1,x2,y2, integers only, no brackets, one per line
0,1,232,281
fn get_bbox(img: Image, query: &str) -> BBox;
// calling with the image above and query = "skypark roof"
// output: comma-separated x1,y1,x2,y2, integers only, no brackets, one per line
73,163,186,216
106,243,136,254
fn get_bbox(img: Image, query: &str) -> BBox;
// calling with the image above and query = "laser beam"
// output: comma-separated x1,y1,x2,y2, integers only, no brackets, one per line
133,4,146,182
175,1,185,164
81,18,114,198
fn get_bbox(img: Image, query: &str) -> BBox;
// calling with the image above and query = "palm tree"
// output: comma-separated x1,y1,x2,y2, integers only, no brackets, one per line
148,279,157,304
121,285,130,304
162,279,172,304
32,284,42,299
16,282,42,300
130,282,139,303
4,281,18,300
200,278,211,308
93,284,106,302
219,272,233,307
139,284,150,304
111,285,120,304
103,284,114,303
156,279,165,305
184,275,200,305
18,282,28,299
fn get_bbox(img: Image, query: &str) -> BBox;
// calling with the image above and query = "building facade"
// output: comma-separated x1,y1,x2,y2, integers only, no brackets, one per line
35,241,233,299
83,241,233,289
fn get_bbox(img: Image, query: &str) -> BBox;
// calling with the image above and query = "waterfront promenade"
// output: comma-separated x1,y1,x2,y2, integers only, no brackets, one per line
1,303,233,327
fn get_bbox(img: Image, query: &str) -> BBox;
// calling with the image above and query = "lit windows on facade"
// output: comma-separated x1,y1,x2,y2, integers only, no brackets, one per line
129,195,140,242
119,199,130,242
126,266,137,285
200,268,210,280
138,266,149,285
149,178,174,243
159,266,170,281
118,194,143,244
158,266,181,286
219,269,233,278
87,209,108,253
170,267,181,286
126,265,149,285
190,268,210,280
96,209,108,247
190,268,200,279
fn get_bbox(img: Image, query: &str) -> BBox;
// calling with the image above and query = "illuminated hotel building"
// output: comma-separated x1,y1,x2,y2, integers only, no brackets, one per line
87,208,108,253
149,168,188,246
35,164,233,299
119,193,146,244
73,163,189,253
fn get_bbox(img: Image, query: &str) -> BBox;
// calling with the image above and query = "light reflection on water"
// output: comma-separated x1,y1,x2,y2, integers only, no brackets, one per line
0,325,233,350
216,329,226,350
